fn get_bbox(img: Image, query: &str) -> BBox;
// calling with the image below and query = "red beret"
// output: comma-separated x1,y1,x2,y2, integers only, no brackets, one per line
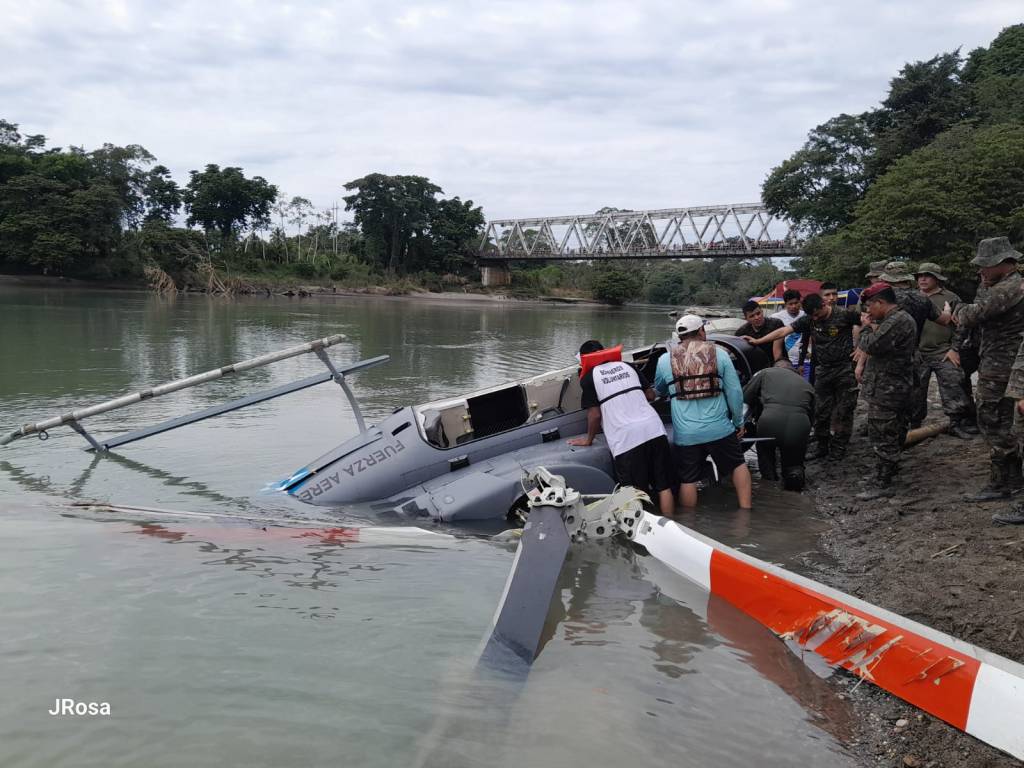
860,282,891,301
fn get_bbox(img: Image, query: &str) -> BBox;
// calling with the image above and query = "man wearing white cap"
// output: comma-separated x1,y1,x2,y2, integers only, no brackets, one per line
654,314,752,509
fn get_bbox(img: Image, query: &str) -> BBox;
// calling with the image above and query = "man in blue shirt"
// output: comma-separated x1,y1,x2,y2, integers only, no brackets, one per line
655,314,751,509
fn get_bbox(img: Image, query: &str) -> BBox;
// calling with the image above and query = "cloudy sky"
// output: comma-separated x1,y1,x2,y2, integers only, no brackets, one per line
1,1,1018,222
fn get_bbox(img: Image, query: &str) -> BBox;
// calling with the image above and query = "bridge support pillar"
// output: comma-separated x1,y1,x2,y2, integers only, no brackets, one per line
481,263,512,288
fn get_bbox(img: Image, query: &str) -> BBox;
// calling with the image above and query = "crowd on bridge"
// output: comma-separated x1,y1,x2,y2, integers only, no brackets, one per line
504,238,794,257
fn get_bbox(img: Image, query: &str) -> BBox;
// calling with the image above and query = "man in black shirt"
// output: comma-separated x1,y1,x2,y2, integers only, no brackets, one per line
735,300,784,361
743,293,861,460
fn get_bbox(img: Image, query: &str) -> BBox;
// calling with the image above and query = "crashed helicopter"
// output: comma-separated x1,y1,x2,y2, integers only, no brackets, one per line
2,331,769,524
273,332,768,522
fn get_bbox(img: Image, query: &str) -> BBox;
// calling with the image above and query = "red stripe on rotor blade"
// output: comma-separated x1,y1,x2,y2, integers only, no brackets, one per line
708,549,980,731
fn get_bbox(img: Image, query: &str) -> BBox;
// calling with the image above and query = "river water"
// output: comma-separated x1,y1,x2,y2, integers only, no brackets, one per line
0,287,853,767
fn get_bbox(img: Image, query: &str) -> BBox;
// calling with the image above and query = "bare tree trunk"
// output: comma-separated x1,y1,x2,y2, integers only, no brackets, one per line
278,210,289,263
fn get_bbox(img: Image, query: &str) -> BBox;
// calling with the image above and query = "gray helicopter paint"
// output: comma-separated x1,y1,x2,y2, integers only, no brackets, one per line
281,404,616,521
279,335,769,522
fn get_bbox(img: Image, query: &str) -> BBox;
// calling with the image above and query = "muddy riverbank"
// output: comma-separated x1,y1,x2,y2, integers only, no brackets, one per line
808,410,1024,767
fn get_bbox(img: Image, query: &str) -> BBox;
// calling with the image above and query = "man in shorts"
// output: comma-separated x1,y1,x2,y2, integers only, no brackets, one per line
569,340,677,516
654,315,752,509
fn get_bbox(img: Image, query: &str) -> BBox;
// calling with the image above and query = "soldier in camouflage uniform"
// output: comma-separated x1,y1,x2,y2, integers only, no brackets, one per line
877,262,942,429
864,261,888,285
912,263,976,438
993,249,1024,522
952,237,1024,502
852,261,892,438
855,282,919,499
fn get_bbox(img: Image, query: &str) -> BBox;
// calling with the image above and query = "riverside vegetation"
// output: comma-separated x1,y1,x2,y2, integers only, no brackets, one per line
2,24,1021,304
0,122,793,304
764,24,1024,297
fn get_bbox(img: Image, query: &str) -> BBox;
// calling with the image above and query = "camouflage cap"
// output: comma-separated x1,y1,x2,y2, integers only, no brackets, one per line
914,262,947,282
864,260,887,279
971,237,1022,268
878,261,915,285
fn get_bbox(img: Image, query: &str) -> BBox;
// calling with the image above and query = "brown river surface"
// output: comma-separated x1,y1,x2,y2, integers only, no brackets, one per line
0,287,854,767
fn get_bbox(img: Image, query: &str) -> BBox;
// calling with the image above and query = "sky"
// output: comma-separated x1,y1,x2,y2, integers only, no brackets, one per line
1,1,1019,223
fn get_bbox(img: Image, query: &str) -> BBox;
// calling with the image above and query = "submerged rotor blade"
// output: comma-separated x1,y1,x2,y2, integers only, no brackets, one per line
413,504,572,768
479,503,571,670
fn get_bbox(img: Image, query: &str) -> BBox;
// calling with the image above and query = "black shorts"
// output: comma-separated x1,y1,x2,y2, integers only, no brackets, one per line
675,433,746,484
613,435,677,494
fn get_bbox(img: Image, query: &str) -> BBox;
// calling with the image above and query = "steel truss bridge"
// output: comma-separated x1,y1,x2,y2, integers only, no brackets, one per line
479,204,800,268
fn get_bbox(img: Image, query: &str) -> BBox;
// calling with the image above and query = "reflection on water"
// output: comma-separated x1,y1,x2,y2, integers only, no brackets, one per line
418,540,853,768
0,287,853,767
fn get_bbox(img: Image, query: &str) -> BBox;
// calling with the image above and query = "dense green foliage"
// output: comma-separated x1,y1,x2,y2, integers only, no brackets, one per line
762,114,874,234
0,123,488,290
765,24,1024,294
590,265,642,305
184,164,277,241
342,174,484,275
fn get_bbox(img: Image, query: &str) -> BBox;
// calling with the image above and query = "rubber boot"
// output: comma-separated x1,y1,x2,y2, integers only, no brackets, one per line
947,418,975,440
964,460,1010,503
782,465,806,492
855,465,895,501
993,503,1024,525
812,434,831,461
829,436,849,461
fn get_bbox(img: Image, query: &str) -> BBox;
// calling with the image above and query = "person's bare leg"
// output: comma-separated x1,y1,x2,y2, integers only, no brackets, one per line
732,463,753,509
658,488,676,517
680,482,698,508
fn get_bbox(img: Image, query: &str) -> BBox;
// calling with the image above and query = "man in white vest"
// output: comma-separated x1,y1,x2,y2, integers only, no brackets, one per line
568,340,677,516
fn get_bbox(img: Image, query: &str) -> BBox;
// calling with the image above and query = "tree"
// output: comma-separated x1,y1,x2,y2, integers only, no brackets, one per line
143,165,182,223
0,172,122,274
799,123,1024,288
87,143,155,229
286,196,314,260
590,265,641,305
867,52,971,176
762,114,874,235
964,24,1024,125
183,164,277,243
583,206,658,252
428,196,484,273
343,173,442,273
645,263,698,305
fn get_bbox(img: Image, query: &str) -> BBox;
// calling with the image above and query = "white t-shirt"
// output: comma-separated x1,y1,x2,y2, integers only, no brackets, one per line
771,308,806,366
591,361,666,457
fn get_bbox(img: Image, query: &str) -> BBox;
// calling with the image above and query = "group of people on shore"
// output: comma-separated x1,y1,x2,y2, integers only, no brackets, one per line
741,236,1024,522
568,235,1024,524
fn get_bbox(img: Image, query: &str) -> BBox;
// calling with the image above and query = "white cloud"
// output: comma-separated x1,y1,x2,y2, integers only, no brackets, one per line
0,0,1014,220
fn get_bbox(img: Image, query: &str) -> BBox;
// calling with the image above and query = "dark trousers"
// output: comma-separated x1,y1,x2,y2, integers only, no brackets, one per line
814,363,858,448
960,346,980,421
752,409,811,481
